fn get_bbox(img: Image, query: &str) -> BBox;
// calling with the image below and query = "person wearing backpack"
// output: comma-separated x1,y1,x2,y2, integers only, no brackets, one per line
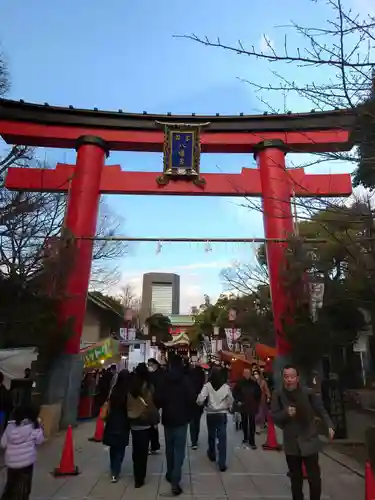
271,365,335,500
127,364,159,488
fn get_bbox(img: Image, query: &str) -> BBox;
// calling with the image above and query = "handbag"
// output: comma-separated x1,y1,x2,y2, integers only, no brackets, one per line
100,400,110,421
100,375,116,421
138,397,160,426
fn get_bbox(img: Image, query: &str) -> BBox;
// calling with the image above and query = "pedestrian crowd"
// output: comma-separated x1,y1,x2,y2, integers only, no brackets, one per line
101,356,335,500
0,358,335,500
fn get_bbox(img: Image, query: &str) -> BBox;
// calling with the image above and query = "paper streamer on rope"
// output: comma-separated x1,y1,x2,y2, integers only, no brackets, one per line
309,283,325,322
203,335,212,355
139,342,145,357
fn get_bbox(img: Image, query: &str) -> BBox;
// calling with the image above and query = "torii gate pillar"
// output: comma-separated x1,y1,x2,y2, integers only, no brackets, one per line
46,136,107,426
63,136,108,354
255,140,294,368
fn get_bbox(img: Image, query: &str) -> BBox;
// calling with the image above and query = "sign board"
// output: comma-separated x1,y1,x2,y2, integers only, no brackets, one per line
321,379,347,439
169,328,187,336
82,338,118,368
225,328,241,350
119,328,136,343
157,122,206,186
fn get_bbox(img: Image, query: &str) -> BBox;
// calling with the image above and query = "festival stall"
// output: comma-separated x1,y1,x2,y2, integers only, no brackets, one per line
219,350,265,384
78,338,120,419
254,343,276,372
0,348,38,389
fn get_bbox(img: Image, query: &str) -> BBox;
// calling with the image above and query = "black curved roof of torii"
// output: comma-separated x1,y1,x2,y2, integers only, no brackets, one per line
0,99,359,135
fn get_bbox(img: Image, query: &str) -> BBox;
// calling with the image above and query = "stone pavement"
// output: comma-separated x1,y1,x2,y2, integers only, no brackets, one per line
0,419,365,500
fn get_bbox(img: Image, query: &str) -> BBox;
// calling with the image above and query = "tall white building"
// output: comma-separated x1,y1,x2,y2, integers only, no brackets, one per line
140,273,180,324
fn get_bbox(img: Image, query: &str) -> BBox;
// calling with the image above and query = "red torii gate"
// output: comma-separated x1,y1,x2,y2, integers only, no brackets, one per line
0,100,355,361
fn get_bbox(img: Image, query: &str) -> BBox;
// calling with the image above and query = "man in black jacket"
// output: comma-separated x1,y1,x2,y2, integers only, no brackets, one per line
154,355,196,496
147,358,163,453
0,372,12,433
188,363,205,449
233,368,262,449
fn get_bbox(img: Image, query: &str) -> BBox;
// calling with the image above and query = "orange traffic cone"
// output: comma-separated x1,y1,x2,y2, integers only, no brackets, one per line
53,426,79,476
262,413,282,451
88,410,105,442
366,461,375,500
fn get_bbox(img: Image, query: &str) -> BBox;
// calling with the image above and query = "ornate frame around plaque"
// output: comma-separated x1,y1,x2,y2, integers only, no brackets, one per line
155,121,209,186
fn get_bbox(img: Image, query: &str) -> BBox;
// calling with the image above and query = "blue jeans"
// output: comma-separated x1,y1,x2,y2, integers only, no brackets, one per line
109,445,126,477
206,413,227,469
164,425,188,489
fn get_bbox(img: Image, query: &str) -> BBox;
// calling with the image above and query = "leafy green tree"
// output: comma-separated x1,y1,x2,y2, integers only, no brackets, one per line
145,313,172,344
0,274,73,398
223,202,371,372
191,291,274,348
280,240,365,372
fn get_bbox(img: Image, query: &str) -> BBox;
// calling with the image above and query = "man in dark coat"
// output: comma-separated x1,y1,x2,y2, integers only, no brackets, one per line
147,358,163,453
0,372,12,432
271,365,335,500
188,363,205,449
154,355,196,496
233,368,262,449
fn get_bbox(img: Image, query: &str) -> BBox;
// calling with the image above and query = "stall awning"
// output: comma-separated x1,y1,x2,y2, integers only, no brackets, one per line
220,350,266,367
255,343,277,361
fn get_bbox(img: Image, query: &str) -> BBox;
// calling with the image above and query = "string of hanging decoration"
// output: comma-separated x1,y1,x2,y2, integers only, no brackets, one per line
78,236,328,243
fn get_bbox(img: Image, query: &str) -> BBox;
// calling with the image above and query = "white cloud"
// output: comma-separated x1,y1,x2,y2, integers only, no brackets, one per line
354,0,375,15
119,259,230,277
174,260,230,271
259,34,275,54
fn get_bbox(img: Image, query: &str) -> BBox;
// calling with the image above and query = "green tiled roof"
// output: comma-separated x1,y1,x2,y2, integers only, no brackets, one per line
168,314,195,326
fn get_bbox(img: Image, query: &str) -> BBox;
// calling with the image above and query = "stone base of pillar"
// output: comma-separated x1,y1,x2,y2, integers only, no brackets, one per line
45,353,83,428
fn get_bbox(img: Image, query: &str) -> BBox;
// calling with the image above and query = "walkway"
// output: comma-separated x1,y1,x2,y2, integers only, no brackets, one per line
0,419,364,500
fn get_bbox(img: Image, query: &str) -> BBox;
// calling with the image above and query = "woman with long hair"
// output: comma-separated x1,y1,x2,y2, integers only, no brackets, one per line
127,363,159,488
103,369,131,483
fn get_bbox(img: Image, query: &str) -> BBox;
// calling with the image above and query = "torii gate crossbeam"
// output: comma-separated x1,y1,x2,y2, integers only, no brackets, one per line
0,99,355,366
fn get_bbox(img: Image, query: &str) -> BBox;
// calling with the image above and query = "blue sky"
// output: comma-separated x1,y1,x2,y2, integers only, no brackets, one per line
1,0,361,311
